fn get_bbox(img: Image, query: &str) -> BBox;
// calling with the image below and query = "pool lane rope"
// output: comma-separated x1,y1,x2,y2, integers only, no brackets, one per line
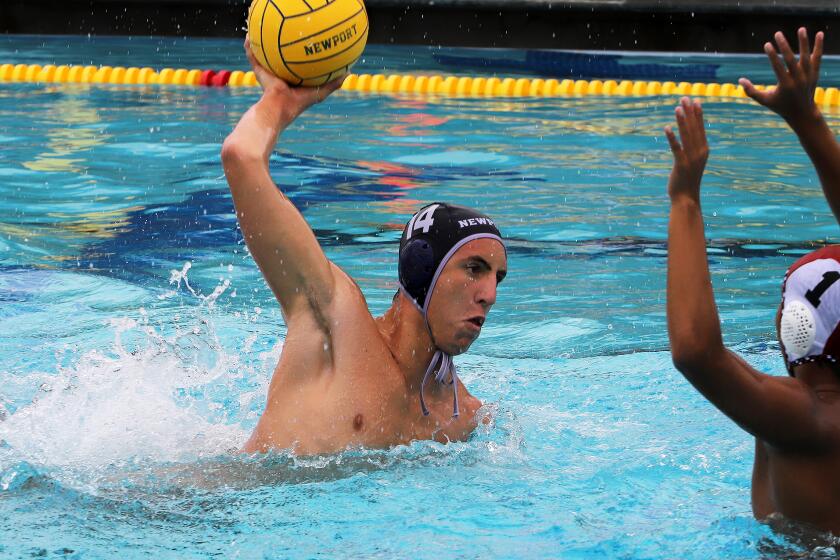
2,63,840,106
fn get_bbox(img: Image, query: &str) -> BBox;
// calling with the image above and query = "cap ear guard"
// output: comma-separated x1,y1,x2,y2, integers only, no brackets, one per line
780,300,817,361
399,238,435,295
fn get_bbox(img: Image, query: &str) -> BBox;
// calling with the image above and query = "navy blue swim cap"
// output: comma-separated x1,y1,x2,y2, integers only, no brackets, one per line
398,202,504,313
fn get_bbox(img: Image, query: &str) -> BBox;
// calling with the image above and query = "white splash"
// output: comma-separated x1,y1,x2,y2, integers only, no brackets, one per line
160,261,232,309
0,265,280,477
168,261,196,295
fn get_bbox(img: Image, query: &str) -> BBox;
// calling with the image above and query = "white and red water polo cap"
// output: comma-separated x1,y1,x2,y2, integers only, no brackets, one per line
780,246,840,371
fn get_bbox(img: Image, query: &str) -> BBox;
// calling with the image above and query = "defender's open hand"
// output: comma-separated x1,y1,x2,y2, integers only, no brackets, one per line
244,36,345,124
665,97,709,201
739,28,824,125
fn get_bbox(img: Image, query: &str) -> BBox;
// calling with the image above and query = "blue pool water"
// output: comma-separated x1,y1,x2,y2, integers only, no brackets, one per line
2,35,840,558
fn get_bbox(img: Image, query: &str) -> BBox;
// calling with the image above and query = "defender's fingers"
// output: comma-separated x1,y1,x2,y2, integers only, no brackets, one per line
677,97,691,124
681,95,696,117
774,31,801,78
675,104,694,149
812,31,825,79
764,42,790,85
738,76,756,94
682,99,705,150
799,27,812,74
665,125,682,155
739,77,771,106
679,95,691,115
693,99,707,142
689,97,703,122
679,97,702,145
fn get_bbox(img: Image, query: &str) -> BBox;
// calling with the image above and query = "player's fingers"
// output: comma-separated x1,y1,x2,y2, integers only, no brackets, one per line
739,77,771,106
764,41,790,85
675,102,693,150
665,125,682,155
775,31,801,79
812,31,824,79
322,75,347,96
692,99,706,136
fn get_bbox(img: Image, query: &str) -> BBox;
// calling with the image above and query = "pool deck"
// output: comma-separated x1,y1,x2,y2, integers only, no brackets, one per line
1,0,838,52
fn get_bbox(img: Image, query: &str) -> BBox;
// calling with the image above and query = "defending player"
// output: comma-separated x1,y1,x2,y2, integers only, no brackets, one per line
666,28,840,533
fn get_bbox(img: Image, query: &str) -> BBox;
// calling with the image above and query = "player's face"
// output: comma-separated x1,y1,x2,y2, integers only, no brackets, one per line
426,238,507,355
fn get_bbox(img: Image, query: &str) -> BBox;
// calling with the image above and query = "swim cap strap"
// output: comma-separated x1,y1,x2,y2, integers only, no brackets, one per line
450,360,460,418
418,350,460,418
421,233,505,315
398,284,424,314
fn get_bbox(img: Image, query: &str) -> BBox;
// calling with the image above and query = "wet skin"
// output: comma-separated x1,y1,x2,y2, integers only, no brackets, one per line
752,393,840,535
239,238,506,456
667,28,840,533
743,309,840,533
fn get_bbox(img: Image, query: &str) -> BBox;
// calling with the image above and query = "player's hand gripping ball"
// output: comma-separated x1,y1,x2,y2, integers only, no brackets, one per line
248,0,368,86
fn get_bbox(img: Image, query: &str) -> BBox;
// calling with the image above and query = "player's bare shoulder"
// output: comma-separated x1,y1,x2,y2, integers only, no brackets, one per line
324,263,382,333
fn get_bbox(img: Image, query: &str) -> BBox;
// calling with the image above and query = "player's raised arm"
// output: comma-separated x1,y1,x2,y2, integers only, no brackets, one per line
740,29,840,226
665,98,827,449
221,38,344,322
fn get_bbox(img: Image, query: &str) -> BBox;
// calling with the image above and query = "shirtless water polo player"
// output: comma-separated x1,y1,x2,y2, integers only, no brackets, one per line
666,28,840,533
221,40,507,456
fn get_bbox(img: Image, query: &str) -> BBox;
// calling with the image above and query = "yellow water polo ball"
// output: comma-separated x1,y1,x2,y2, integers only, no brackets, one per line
248,0,368,87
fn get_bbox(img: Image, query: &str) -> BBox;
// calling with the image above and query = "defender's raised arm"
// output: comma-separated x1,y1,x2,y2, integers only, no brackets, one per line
740,29,840,225
221,39,344,321
665,98,826,449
